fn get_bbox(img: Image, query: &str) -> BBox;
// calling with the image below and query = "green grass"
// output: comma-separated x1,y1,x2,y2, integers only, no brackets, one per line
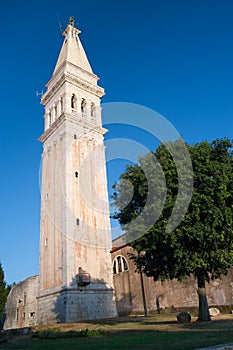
1,314,233,350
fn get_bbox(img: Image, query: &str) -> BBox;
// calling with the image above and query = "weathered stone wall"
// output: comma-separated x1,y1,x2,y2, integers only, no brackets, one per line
4,275,39,330
37,285,117,325
112,245,233,315
5,276,117,328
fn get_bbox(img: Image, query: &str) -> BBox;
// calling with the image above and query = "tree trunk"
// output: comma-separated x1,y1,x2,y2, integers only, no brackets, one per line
197,275,210,322
139,270,148,316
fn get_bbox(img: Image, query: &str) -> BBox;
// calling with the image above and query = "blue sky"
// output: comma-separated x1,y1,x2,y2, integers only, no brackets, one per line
0,0,233,284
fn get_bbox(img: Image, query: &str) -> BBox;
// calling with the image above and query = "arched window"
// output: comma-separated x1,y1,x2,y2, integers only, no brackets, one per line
113,260,117,275
81,98,86,115
71,94,77,110
113,255,129,275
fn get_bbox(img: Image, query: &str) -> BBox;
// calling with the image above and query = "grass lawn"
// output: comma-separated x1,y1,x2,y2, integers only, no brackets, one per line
1,314,233,350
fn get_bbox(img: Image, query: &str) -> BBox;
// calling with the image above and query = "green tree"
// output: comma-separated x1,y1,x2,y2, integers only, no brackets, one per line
112,138,233,322
0,263,11,323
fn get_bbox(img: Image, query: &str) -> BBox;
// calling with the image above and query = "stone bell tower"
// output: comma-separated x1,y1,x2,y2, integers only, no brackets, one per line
37,17,117,324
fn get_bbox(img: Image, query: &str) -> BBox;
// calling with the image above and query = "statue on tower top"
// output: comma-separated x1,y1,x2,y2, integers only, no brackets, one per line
69,16,75,27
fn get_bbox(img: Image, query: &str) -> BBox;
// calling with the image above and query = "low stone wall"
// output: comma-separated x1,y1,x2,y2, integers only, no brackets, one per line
4,275,39,330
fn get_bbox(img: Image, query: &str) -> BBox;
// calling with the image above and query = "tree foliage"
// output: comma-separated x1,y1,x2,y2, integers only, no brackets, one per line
112,138,233,321
0,263,11,325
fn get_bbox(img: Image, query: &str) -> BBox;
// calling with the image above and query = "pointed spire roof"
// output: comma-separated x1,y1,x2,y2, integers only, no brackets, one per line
53,18,93,75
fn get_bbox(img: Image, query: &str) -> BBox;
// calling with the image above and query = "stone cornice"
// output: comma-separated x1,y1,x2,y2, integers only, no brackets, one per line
41,61,104,106
52,60,98,82
39,113,107,143
41,70,104,106
39,114,66,143
37,285,115,299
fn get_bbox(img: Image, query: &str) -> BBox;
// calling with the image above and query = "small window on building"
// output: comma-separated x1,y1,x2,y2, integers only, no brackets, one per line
76,218,80,226
23,312,26,319
71,94,75,109
16,308,19,321
23,292,26,305
44,238,48,247
45,193,48,201
60,97,63,114
113,255,129,275
74,134,77,139
75,171,78,178
30,312,35,318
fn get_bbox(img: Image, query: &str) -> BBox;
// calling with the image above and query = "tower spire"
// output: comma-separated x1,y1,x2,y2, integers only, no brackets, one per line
53,17,93,75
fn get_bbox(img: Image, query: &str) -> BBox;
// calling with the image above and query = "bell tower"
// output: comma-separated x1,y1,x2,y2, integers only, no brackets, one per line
37,18,117,324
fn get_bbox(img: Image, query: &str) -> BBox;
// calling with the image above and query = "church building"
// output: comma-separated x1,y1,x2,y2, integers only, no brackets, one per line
3,18,233,329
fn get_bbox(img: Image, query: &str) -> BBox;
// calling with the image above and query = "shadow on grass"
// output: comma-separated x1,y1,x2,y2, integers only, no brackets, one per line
1,316,233,350
1,328,233,350
87,314,233,329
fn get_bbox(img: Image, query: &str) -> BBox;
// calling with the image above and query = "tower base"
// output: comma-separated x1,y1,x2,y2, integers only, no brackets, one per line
36,286,117,325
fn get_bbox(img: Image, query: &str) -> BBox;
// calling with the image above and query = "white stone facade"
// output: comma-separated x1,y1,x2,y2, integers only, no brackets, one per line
37,21,117,323
4,20,117,329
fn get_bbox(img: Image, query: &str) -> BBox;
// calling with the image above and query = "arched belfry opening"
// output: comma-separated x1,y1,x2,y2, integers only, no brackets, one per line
71,94,77,111
81,98,87,115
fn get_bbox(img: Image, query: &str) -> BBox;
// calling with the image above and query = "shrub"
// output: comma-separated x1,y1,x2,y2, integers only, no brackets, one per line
32,328,105,339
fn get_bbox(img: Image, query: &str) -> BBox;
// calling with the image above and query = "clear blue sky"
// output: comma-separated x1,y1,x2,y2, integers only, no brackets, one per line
0,0,233,284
